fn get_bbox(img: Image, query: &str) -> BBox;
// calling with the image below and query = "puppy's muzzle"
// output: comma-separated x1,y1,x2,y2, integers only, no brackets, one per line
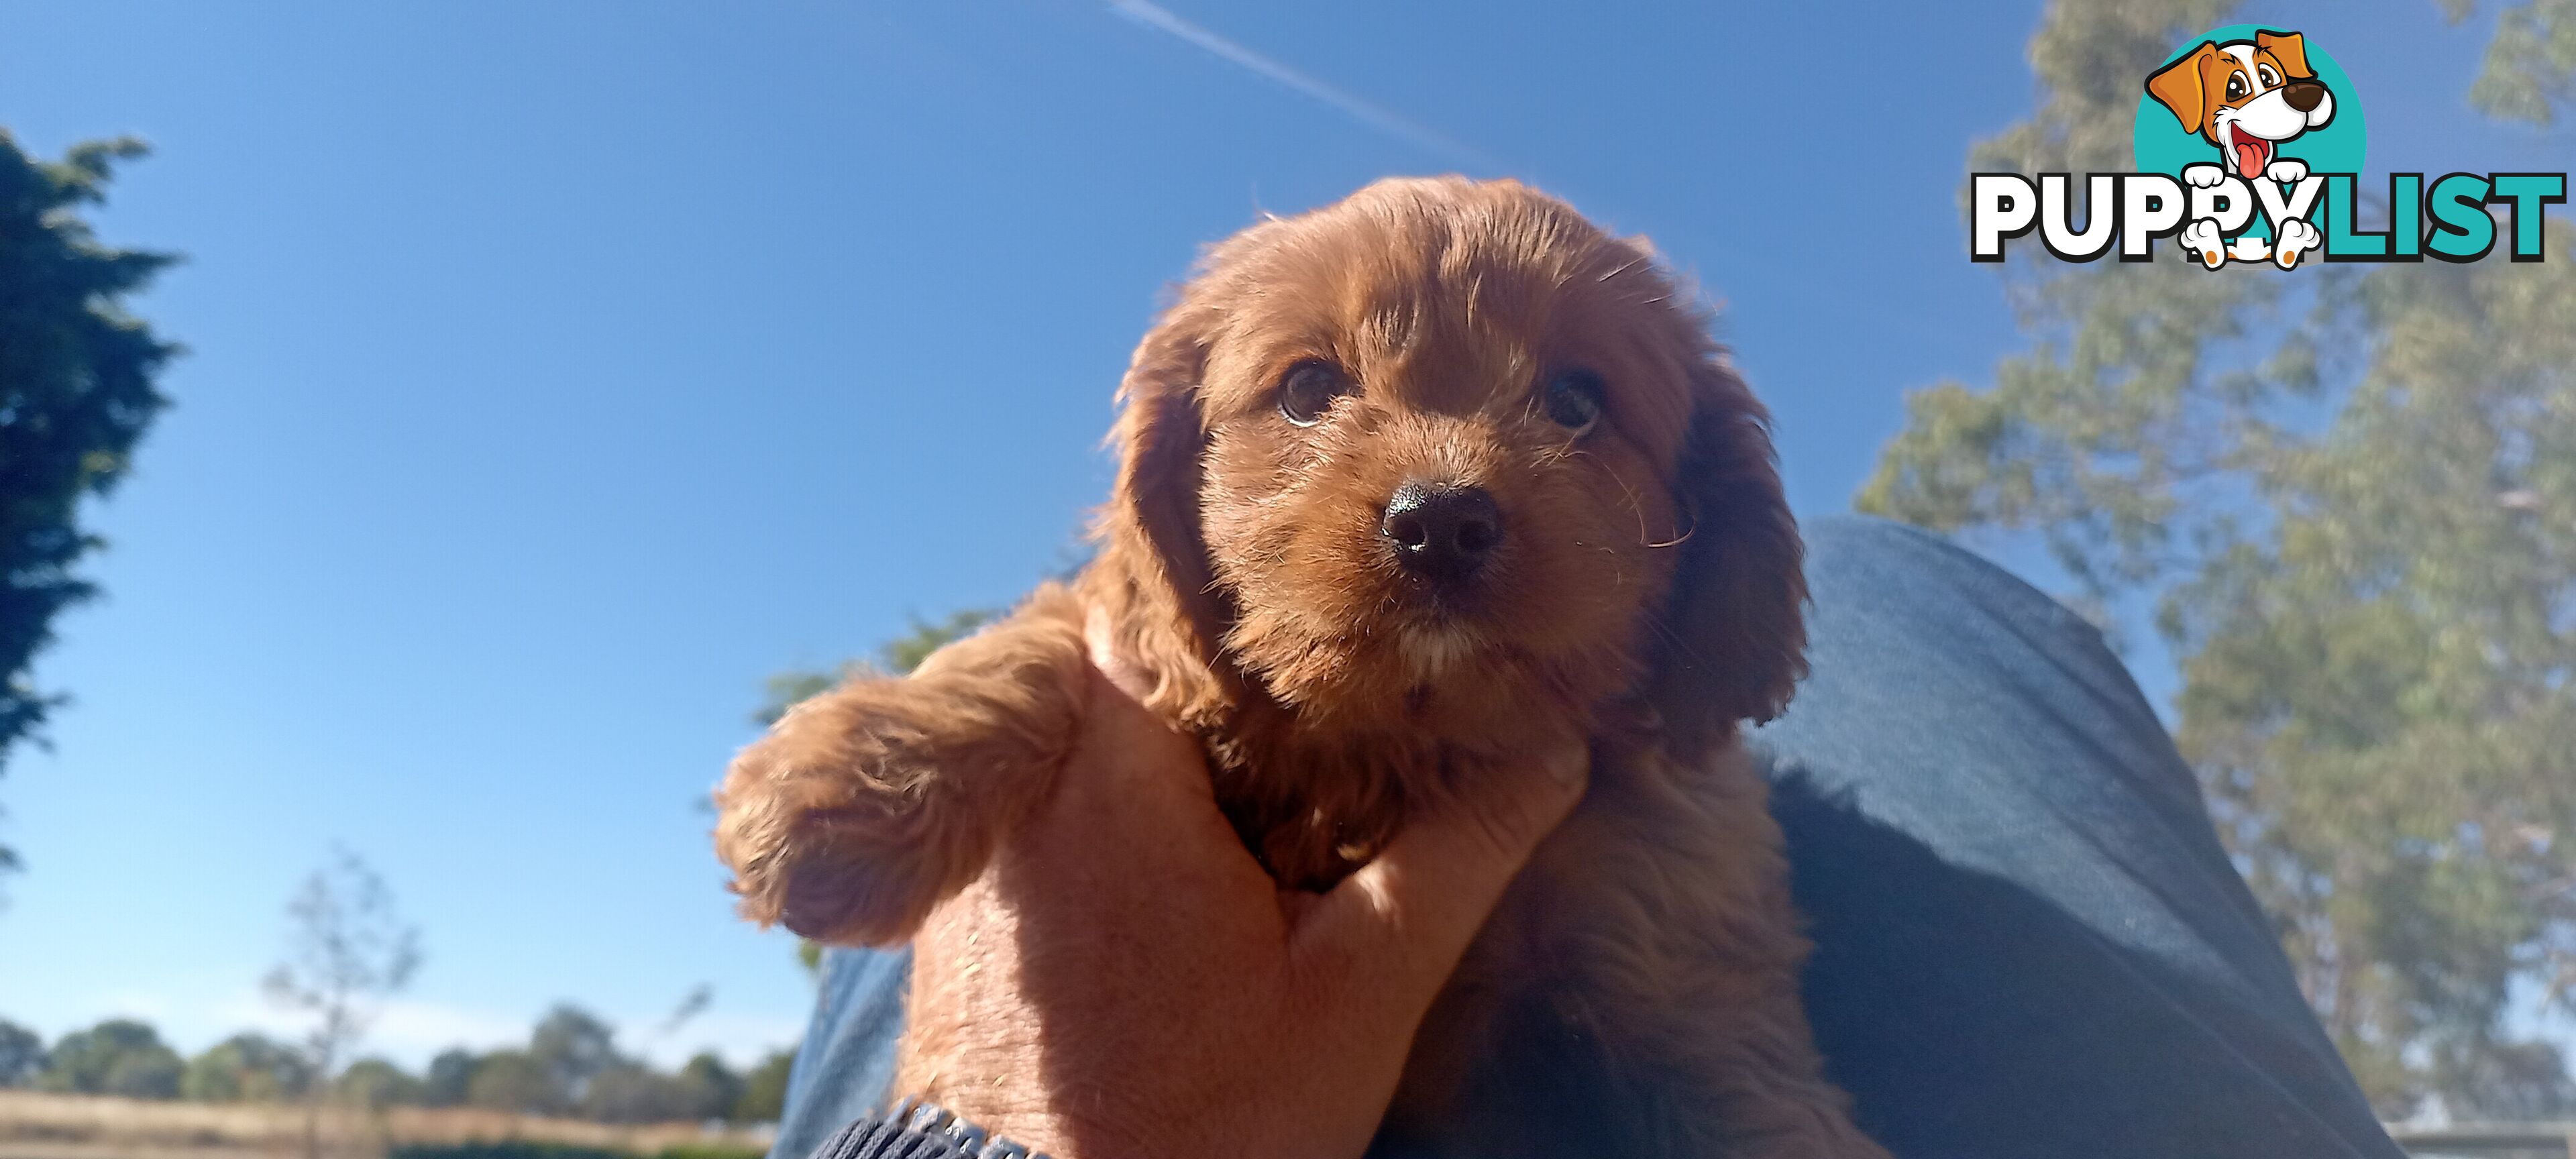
1382,480,1501,585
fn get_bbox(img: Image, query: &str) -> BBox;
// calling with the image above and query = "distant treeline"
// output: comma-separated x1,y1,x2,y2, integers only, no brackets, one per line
0,1005,793,1125
392,1145,765,1159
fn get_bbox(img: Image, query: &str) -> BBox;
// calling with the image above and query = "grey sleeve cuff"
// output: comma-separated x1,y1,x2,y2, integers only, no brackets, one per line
808,1097,1053,1159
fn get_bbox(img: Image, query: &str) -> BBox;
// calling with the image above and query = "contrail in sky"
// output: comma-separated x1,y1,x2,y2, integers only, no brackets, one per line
1104,0,1496,169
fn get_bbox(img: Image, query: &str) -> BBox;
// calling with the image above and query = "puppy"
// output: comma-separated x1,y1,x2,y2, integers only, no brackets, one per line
714,177,1887,1158
2150,30,2335,270
2148,29,2334,186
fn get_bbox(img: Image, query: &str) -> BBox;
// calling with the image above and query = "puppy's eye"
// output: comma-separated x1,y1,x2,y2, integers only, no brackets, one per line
2225,72,2248,99
1278,360,1352,427
2257,64,2279,88
1541,370,1605,434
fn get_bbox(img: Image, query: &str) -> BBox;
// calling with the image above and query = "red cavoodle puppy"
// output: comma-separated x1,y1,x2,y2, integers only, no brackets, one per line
714,176,1886,1158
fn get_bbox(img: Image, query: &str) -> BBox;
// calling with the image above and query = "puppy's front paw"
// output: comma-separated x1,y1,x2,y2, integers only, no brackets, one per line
2182,163,2227,189
2180,218,2228,269
714,703,965,946
2273,218,2321,269
2265,158,2309,186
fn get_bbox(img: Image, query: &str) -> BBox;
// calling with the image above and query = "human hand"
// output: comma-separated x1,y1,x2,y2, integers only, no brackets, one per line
888,616,1589,1158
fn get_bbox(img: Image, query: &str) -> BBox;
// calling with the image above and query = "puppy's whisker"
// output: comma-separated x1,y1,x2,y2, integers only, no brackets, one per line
1593,459,1671,549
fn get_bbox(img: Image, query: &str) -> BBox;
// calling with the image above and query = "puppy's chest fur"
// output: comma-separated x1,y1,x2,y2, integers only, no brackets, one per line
1187,657,1655,893
1198,705,1809,1156
1197,718,1506,893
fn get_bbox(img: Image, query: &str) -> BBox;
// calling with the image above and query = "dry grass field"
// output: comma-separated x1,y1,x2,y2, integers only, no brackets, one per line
0,1091,773,1159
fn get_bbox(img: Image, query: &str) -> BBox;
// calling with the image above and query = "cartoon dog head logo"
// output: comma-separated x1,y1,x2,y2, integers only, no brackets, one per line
2146,30,2336,183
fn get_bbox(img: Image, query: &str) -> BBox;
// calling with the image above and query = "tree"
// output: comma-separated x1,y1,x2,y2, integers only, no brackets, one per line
180,1033,312,1102
577,1060,670,1123
334,1056,425,1109
264,852,422,1156
563,1050,745,1125
464,1049,560,1115
38,1019,181,1098
421,1048,476,1108
0,1018,44,1087
1861,0,2576,1118
101,1050,183,1098
731,1049,794,1124
2471,0,2576,122
753,609,994,726
0,131,178,874
384,1025,780,1124
672,1052,745,1122
527,1003,618,1106
579,1059,724,1125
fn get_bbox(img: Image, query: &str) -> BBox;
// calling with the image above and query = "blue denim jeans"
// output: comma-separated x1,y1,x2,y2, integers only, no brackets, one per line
769,516,2402,1159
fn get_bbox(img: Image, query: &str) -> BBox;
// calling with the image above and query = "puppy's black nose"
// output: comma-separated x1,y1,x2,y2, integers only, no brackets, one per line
2284,80,2325,112
1381,480,1501,582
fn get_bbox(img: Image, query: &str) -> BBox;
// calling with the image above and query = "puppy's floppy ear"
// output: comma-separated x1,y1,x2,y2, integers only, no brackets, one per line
1644,359,1807,751
2147,42,2218,134
2255,30,2313,79
1100,301,1235,689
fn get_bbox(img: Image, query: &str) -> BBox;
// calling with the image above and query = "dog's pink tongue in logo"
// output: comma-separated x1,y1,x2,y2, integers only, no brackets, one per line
2226,123,2271,179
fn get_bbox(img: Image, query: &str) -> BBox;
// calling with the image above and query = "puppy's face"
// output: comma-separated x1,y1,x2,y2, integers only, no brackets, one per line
1104,178,1804,754
1193,209,1691,734
2147,31,2335,180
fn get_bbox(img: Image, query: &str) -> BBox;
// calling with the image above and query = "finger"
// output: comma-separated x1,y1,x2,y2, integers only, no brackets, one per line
1053,605,1203,792
1067,664,1211,803
1030,616,1269,893
1293,740,1590,1013
1083,603,1163,710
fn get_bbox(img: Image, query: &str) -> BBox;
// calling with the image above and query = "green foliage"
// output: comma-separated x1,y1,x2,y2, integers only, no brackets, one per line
390,1144,631,1159
335,1056,426,1109
2469,0,2576,123
753,609,996,726
0,131,178,868
580,1052,741,1124
421,1006,782,1124
38,1018,182,1098
0,1017,44,1087
527,1004,617,1102
876,610,996,675
422,1047,477,1107
181,1033,312,1102
729,1050,792,1125
578,1062,680,1124
464,1050,563,1116
1863,0,2576,1118
672,1052,746,1122
390,1144,764,1159
649,1146,765,1159
1,1005,784,1125
390,1143,610,1159
101,1050,183,1099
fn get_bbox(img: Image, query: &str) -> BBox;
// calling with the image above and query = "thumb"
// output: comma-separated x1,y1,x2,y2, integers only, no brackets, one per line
1294,740,1590,1015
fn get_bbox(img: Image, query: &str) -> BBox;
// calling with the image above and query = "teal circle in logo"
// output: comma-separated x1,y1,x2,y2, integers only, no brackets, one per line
2133,25,2366,236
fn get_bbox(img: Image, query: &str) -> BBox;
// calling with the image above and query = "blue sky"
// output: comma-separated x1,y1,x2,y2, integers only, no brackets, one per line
0,1,2563,1070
